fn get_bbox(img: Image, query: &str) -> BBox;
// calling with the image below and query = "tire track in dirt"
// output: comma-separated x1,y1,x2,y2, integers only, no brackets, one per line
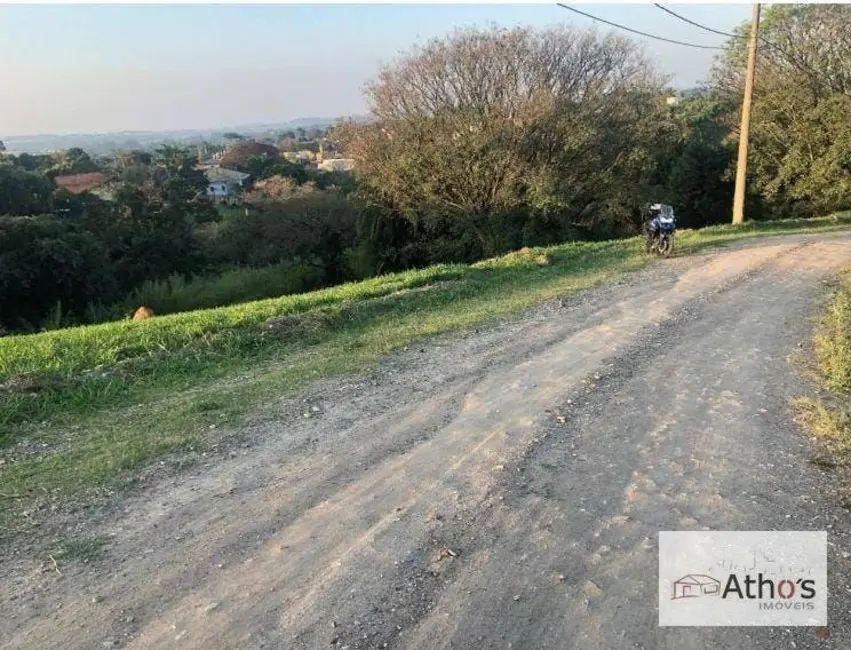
2,235,849,650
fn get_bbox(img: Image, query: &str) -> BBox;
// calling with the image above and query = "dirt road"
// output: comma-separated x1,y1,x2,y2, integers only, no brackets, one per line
3,233,851,649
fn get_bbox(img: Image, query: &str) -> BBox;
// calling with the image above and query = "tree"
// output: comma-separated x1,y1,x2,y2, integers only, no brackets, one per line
76,145,216,294
0,163,54,215
219,141,280,173
0,140,5,153
13,152,51,173
650,94,737,228
48,147,100,176
337,25,667,255
153,145,207,191
711,4,851,217
0,215,116,331
213,191,356,282
108,149,153,185
107,183,200,291
245,176,317,206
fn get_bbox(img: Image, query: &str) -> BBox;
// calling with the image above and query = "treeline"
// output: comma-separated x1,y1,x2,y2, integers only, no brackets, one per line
1,6,849,334
335,8,851,264
710,4,851,218
0,143,357,332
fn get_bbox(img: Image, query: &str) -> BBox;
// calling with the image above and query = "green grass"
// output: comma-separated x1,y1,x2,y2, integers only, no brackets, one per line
214,205,247,221
794,265,851,505
116,263,326,317
49,535,110,566
813,272,851,394
1,213,850,538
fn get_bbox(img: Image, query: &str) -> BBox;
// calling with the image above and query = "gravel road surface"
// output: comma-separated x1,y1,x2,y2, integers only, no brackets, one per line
3,233,851,650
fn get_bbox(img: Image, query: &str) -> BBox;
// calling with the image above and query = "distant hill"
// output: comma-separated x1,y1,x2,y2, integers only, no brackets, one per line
280,117,336,129
1,115,371,155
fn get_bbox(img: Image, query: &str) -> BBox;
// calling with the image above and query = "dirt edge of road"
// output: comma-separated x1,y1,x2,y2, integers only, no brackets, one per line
3,232,851,650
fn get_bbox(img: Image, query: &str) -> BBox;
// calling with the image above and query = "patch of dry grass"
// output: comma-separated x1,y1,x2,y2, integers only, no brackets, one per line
795,272,851,502
794,397,851,459
814,275,851,393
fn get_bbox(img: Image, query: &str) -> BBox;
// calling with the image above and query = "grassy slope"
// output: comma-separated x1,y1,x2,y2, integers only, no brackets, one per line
2,214,850,534
794,266,851,502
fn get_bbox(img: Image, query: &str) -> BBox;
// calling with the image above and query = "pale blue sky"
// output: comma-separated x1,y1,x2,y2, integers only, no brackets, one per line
0,4,752,136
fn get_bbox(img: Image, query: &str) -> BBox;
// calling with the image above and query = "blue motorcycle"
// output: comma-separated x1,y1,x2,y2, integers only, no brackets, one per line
643,203,676,257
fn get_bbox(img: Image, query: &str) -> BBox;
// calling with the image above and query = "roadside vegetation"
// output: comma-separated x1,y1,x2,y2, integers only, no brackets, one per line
2,213,850,539
2,4,851,541
795,269,851,503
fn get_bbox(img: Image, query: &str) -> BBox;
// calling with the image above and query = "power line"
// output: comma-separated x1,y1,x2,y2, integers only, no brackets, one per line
653,3,845,94
555,4,724,51
557,2,845,97
652,4,741,40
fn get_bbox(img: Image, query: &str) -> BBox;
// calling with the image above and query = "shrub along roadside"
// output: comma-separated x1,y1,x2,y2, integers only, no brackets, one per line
1,215,850,540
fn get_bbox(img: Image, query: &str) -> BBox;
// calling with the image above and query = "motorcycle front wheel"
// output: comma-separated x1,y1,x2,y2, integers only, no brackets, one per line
657,234,673,257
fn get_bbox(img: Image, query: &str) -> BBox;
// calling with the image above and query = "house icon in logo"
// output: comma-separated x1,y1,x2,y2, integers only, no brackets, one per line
672,574,721,600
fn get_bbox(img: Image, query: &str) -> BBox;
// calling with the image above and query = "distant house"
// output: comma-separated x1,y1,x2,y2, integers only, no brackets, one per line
204,166,251,204
53,172,107,195
317,158,355,173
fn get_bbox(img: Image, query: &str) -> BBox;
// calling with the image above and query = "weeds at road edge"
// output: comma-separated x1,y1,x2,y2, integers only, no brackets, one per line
794,270,851,506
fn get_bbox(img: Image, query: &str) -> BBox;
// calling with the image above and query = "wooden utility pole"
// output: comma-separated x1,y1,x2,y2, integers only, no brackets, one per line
732,3,761,224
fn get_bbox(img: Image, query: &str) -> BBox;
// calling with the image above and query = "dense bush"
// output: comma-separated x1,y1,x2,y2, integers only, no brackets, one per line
115,263,326,317
0,164,54,215
0,216,116,331
219,141,279,173
102,184,202,292
210,191,358,282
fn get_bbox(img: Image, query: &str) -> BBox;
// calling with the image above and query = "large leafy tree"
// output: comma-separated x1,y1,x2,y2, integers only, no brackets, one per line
47,147,101,177
0,216,115,331
105,183,200,291
0,163,53,215
336,25,669,254
711,4,851,217
219,141,279,173
153,145,208,192
107,149,153,185
650,94,737,228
